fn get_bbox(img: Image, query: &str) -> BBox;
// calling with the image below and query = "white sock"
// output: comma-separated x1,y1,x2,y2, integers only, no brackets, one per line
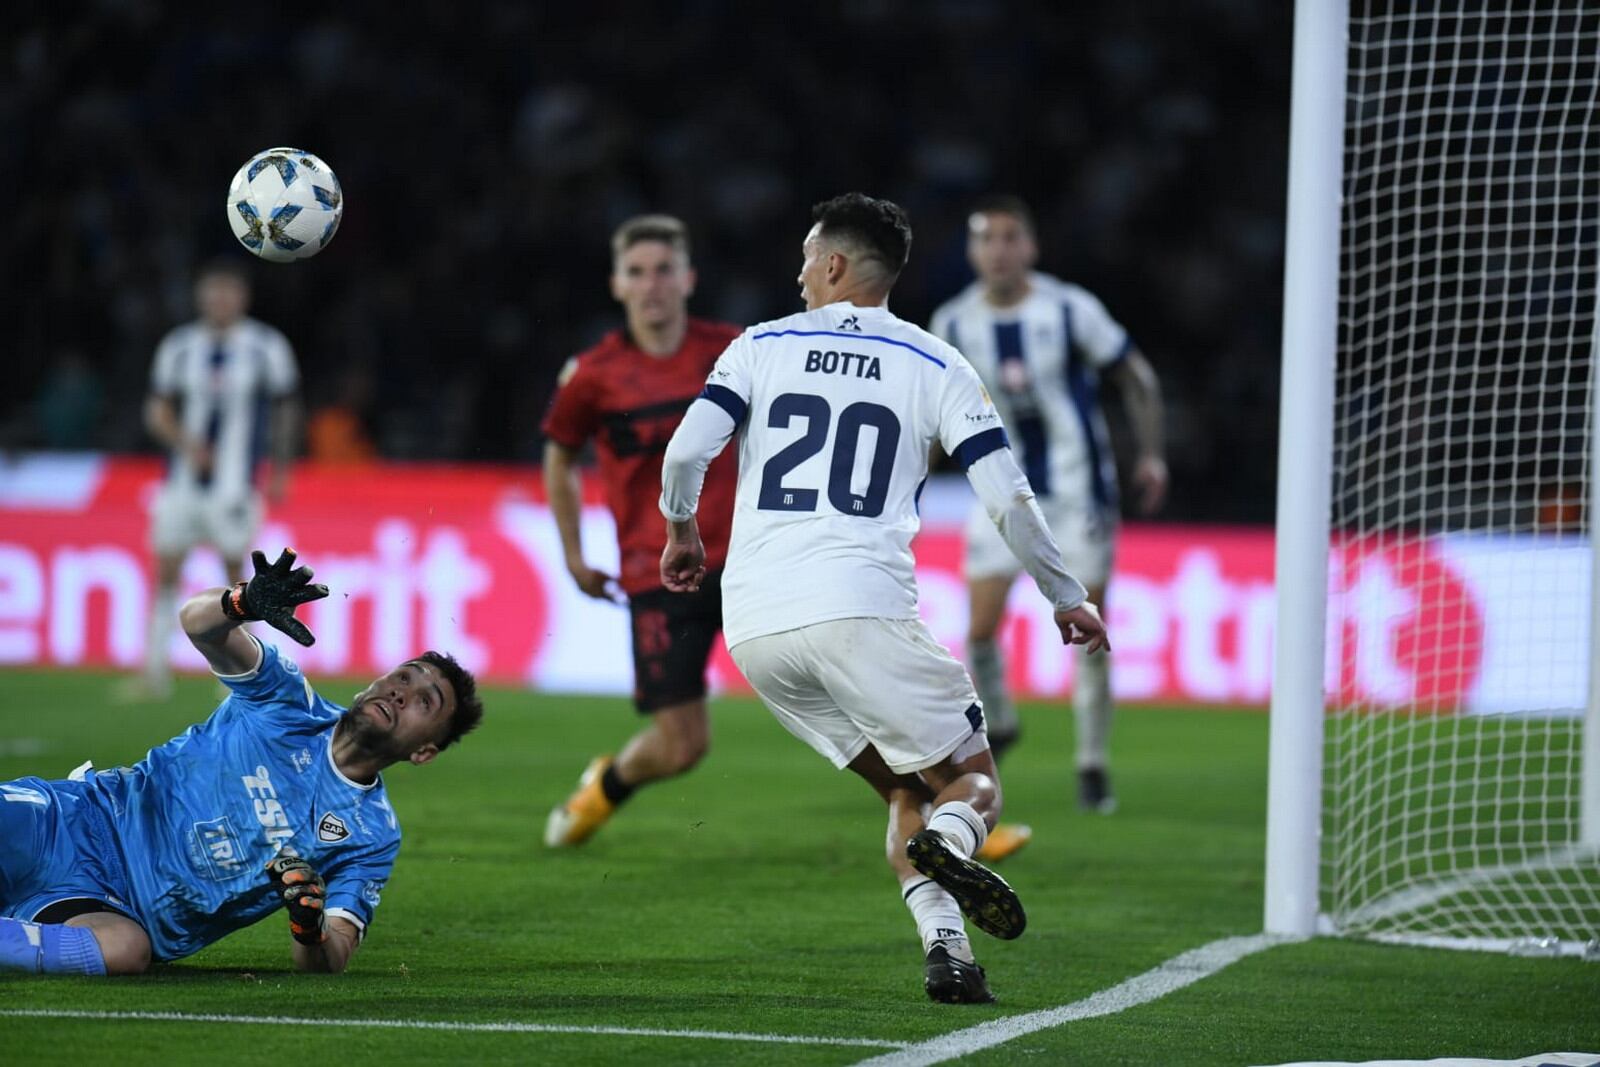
144,586,178,688
1074,646,1112,770
900,875,973,961
927,801,987,858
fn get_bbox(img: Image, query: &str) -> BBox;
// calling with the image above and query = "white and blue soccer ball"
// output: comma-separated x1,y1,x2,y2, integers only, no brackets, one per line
226,147,343,262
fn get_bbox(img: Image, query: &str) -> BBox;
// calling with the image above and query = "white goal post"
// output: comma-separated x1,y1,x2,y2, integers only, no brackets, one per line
1267,0,1600,956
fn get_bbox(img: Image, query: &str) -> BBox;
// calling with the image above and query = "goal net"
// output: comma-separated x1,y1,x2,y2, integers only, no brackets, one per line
1324,2,1600,953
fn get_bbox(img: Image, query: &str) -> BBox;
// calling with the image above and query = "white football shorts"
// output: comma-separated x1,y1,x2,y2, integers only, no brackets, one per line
963,497,1114,588
730,616,988,775
150,483,262,561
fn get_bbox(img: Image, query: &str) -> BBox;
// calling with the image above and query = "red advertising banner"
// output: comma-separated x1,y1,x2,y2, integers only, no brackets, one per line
0,454,1575,712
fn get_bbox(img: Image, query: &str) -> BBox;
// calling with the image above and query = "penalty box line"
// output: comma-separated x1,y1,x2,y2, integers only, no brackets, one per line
0,1008,908,1050
852,933,1288,1067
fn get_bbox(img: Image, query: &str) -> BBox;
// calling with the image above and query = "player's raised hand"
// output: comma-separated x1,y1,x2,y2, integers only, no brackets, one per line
1054,602,1110,655
661,520,706,593
265,854,327,945
220,548,330,647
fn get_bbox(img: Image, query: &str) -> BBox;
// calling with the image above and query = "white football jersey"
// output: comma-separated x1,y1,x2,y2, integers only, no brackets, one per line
149,317,299,500
698,301,1009,648
930,272,1129,513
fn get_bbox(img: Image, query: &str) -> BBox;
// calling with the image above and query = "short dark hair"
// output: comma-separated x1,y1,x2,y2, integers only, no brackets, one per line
611,214,691,261
197,256,252,285
969,194,1035,234
417,650,483,750
811,193,912,280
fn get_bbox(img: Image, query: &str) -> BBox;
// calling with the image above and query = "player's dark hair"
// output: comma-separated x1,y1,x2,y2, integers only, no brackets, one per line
418,650,483,750
197,256,252,285
811,193,912,281
970,194,1036,234
611,214,691,261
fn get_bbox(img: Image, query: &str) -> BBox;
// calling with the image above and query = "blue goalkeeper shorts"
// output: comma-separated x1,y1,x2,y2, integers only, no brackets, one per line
0,776,136,923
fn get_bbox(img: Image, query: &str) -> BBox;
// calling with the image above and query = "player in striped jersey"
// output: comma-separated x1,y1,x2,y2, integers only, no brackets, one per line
124,259,302,701
931,197,1167,845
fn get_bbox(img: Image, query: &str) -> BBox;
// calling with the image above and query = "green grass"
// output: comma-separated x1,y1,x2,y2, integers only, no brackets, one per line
2,669,1596,1065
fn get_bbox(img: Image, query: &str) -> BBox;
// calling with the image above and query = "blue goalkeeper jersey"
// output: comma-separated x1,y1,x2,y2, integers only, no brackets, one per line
81,636,401,961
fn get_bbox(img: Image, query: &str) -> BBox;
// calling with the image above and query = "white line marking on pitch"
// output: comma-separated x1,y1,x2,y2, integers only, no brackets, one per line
0,1008,908,1050
851,933,1286,1066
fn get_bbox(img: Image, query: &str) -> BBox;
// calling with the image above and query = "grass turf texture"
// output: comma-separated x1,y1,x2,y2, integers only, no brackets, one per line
1,668,1595,1065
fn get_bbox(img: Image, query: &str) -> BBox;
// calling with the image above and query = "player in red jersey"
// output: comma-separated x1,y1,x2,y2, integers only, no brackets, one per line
541,215,741,847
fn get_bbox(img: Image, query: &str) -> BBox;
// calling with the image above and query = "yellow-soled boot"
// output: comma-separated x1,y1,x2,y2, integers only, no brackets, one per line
544,755,618,847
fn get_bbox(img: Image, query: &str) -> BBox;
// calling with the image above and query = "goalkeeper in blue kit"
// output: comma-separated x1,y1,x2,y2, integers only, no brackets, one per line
0,549,483,975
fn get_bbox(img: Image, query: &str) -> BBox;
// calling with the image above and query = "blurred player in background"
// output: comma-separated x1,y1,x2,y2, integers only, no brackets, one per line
541,216,741,848
1,549,483,976
931,196,1166,845
123,258,301,700
659,194,1108,1003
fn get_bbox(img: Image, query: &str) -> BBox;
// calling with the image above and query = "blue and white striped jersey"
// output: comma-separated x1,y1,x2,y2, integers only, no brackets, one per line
931,273,1130,513
149,317,299,500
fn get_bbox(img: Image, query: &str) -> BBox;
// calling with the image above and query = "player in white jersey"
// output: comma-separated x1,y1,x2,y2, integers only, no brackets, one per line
931,197,1166,837
659,193,1108,1003
126,259,302,699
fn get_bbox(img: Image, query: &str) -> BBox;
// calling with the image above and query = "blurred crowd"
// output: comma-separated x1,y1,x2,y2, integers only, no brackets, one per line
5,0,1291,522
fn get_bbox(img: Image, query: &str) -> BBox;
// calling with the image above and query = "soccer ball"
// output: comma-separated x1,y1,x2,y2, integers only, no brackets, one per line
226,147,343,262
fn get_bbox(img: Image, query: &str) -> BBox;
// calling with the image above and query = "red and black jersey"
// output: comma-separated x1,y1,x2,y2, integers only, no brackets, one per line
543,318,741,596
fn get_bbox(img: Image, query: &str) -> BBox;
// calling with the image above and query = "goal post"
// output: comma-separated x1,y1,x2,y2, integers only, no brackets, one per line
1267,1,1600,955
1587,310,1600,850
1264,0,1347,940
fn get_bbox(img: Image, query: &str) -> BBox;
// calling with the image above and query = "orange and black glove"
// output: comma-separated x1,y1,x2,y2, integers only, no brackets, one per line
221,548,329,647
265,854,328,945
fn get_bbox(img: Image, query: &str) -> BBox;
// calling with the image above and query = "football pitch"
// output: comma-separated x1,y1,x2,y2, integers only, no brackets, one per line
2,669,1595,1065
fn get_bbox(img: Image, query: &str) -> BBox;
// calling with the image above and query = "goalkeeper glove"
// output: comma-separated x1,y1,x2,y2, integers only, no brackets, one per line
221,548,330,647
265,854,328,946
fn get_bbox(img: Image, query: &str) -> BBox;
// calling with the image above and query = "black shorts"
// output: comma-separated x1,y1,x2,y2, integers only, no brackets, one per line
629,569,723,713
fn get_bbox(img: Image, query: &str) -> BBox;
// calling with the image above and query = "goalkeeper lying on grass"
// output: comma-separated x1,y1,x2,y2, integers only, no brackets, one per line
0,549,483,975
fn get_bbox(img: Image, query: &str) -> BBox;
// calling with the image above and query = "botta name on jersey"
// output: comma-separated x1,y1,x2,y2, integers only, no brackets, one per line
804,349,882,379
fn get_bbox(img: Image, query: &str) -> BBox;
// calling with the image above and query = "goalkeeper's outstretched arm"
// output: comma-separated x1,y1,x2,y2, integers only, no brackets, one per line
180,548,331,673
179,587,263,676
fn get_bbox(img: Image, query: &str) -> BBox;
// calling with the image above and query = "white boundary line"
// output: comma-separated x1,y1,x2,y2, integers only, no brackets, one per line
0,1008,908,1050
850,933,1285,1067
1,934,1287,1060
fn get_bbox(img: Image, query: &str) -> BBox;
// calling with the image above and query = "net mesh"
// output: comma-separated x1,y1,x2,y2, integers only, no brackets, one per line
1327,1,1600,948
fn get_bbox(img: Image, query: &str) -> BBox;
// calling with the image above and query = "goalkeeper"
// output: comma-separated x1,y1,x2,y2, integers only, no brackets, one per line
0,549,483,975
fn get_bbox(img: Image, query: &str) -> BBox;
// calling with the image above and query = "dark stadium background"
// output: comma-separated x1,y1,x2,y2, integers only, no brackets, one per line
4,2,1291,522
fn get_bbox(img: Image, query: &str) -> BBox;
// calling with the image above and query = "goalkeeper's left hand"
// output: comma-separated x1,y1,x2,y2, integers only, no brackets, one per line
222,548,330,647
265,854,328,946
